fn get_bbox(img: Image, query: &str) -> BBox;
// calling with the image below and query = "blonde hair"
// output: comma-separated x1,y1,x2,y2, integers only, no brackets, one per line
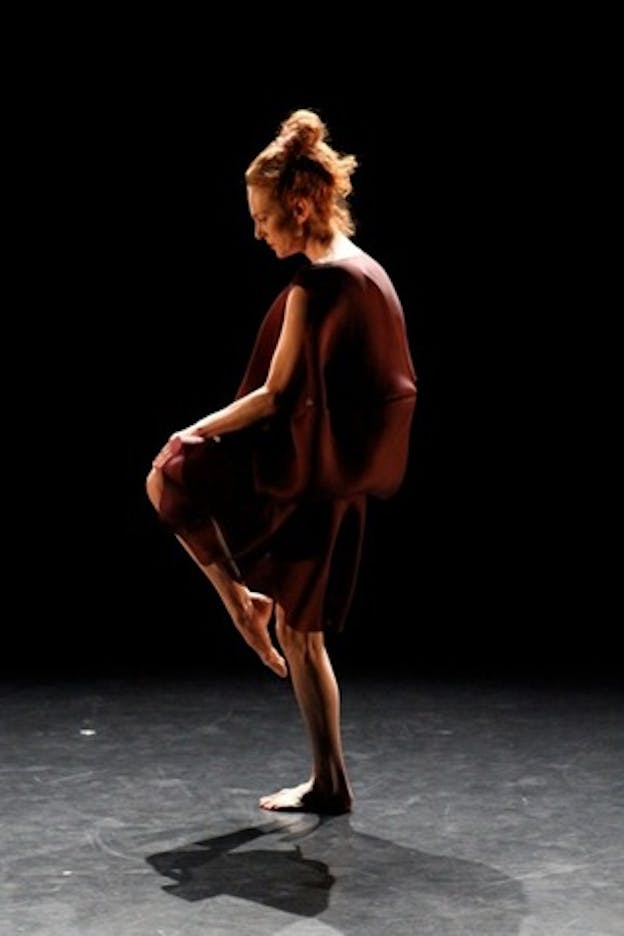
245,108,358,242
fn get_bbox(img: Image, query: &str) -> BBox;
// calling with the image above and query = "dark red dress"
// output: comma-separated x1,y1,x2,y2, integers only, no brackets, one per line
156,252,417,633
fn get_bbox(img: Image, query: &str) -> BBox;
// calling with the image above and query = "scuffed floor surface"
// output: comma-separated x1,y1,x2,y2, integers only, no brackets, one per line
1,673,622,935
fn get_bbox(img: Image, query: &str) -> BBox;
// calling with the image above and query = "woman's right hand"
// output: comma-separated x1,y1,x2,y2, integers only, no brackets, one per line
152,428,205,469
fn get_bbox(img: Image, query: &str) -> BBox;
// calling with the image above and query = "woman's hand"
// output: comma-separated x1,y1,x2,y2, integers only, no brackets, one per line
152,428,205,469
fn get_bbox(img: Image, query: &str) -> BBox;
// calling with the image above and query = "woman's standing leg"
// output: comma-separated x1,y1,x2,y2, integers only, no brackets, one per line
259,605,353,814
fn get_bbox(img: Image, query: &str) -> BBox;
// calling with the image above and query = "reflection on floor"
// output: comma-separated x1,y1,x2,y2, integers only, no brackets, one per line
2,672,622,935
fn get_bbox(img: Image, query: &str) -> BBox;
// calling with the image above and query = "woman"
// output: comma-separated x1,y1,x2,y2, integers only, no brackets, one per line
146,108,417,814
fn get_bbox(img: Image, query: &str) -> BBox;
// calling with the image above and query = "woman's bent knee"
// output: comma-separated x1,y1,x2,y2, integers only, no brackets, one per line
145,467,163,509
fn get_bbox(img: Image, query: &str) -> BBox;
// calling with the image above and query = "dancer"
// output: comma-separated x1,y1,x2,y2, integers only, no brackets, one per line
146,108,417,814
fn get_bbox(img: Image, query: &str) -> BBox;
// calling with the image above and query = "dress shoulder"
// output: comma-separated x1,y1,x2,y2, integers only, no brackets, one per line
291,253,400,304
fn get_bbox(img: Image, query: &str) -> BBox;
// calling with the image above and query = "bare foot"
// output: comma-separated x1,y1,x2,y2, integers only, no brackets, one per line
259,779,352,815
233,591,288,679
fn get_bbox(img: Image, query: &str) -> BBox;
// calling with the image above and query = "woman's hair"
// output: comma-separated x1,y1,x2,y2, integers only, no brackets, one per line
245,108,358,242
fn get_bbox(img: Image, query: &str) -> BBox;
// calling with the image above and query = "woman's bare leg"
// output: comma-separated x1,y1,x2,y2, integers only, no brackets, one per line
259,606,353,814
175,535,287,678
146,466,287,678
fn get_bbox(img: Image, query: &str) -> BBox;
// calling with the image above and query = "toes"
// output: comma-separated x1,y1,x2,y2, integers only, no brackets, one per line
264,651,288,678
258,645,287,677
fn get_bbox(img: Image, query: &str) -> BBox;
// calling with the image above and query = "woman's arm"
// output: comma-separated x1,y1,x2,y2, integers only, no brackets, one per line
191,284,308,437
152,285,308,467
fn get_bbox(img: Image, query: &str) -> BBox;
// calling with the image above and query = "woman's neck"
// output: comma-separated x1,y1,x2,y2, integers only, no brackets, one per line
306,232,362,265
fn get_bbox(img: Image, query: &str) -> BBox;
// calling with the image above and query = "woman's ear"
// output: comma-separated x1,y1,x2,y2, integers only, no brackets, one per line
292,197,311,222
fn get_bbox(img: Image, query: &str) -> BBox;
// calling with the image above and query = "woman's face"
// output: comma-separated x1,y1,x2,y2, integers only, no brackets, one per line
247,186,302,259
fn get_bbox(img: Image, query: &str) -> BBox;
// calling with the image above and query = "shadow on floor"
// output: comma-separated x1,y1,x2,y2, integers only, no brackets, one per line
147,814,528,934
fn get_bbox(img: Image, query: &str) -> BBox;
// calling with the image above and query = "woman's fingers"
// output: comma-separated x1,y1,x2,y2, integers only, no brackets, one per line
152,444,172,468
151,432,205,469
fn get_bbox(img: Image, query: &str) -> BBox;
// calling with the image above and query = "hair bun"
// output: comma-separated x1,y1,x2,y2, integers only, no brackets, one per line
277,108,327,157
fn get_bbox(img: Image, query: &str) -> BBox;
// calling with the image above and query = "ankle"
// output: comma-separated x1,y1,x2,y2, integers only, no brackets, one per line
313,770,350,798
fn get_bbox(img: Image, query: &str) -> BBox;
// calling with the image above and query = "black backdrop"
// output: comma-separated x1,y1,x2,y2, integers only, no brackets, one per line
11,77,615,685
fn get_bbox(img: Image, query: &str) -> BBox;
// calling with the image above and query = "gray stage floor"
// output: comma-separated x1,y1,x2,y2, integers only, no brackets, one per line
2,671,622,935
